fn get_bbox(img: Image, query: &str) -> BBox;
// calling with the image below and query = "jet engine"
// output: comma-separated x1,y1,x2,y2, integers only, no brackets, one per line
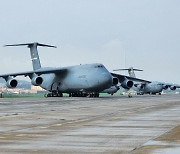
112,77,119,86
103,85,120,95
121,78,133,89
163,85,168,90
137,84,144,90
170,86,176,90
31,76,43,86
6,77,18,88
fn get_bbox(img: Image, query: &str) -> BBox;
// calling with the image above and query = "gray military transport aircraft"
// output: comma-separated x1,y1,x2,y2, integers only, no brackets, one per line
1,42,149,97
114,67,180,95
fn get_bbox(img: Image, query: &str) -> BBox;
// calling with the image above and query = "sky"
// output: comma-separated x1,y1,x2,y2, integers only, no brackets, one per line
0,0,180,84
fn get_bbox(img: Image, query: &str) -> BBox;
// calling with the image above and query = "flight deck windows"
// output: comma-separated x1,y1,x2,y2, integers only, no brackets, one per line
95,65,104,68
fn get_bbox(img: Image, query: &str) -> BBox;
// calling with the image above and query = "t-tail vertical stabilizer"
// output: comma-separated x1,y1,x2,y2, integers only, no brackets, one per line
4,42,56,70
113,67,143,78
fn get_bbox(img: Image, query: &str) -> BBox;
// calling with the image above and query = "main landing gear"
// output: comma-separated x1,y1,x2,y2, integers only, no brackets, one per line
44,91,63,97
88,93,99,98
69,92,99,98
69,92,88,97
45,92,100,98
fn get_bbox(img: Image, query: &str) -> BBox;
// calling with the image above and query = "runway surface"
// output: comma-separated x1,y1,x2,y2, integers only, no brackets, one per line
0,94,180,153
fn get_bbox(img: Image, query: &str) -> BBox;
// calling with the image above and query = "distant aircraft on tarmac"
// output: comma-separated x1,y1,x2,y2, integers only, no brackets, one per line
113,67,180,95
1,42,149,97
102,68,151,96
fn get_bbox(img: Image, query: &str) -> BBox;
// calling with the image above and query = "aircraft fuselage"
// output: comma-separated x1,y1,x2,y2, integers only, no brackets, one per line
40,63,113,93
134,82,163,94
143,83,163,94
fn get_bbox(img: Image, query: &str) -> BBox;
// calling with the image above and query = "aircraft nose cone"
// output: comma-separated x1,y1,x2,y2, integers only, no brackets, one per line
98,73,113,90
87,71,113,92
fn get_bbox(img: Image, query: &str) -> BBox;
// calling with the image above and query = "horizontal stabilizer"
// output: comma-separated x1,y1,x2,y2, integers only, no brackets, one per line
4,42,57,48
113,68,143,71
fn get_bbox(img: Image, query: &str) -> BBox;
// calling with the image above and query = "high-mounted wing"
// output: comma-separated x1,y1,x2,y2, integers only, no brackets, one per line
165,83,180,90
165,83,180,88
0,67,68,79
111,73,151,83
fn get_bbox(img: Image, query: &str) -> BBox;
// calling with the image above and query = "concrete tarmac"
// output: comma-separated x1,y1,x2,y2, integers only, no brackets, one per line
0,94,180,153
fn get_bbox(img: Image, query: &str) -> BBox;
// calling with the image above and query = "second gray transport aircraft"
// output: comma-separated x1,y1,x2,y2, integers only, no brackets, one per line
1,42,149,97
114,67,180,95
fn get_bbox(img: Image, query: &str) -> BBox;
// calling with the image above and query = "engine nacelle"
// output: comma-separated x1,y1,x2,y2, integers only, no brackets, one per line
137,84,144,90
163,85,168,90
112,77,119,86
103,85,120,95
170,86,176,90
6,78,18,88
31,76,43,86
121,78,133,89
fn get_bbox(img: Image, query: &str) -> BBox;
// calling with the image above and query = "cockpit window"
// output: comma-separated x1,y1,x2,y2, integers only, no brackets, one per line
95,65,104,68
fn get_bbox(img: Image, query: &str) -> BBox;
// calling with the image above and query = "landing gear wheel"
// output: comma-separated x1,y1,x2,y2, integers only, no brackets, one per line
44,93,53,97
88,93,99,98
44,92,63,97
94,93,99,98
57,92,63,97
